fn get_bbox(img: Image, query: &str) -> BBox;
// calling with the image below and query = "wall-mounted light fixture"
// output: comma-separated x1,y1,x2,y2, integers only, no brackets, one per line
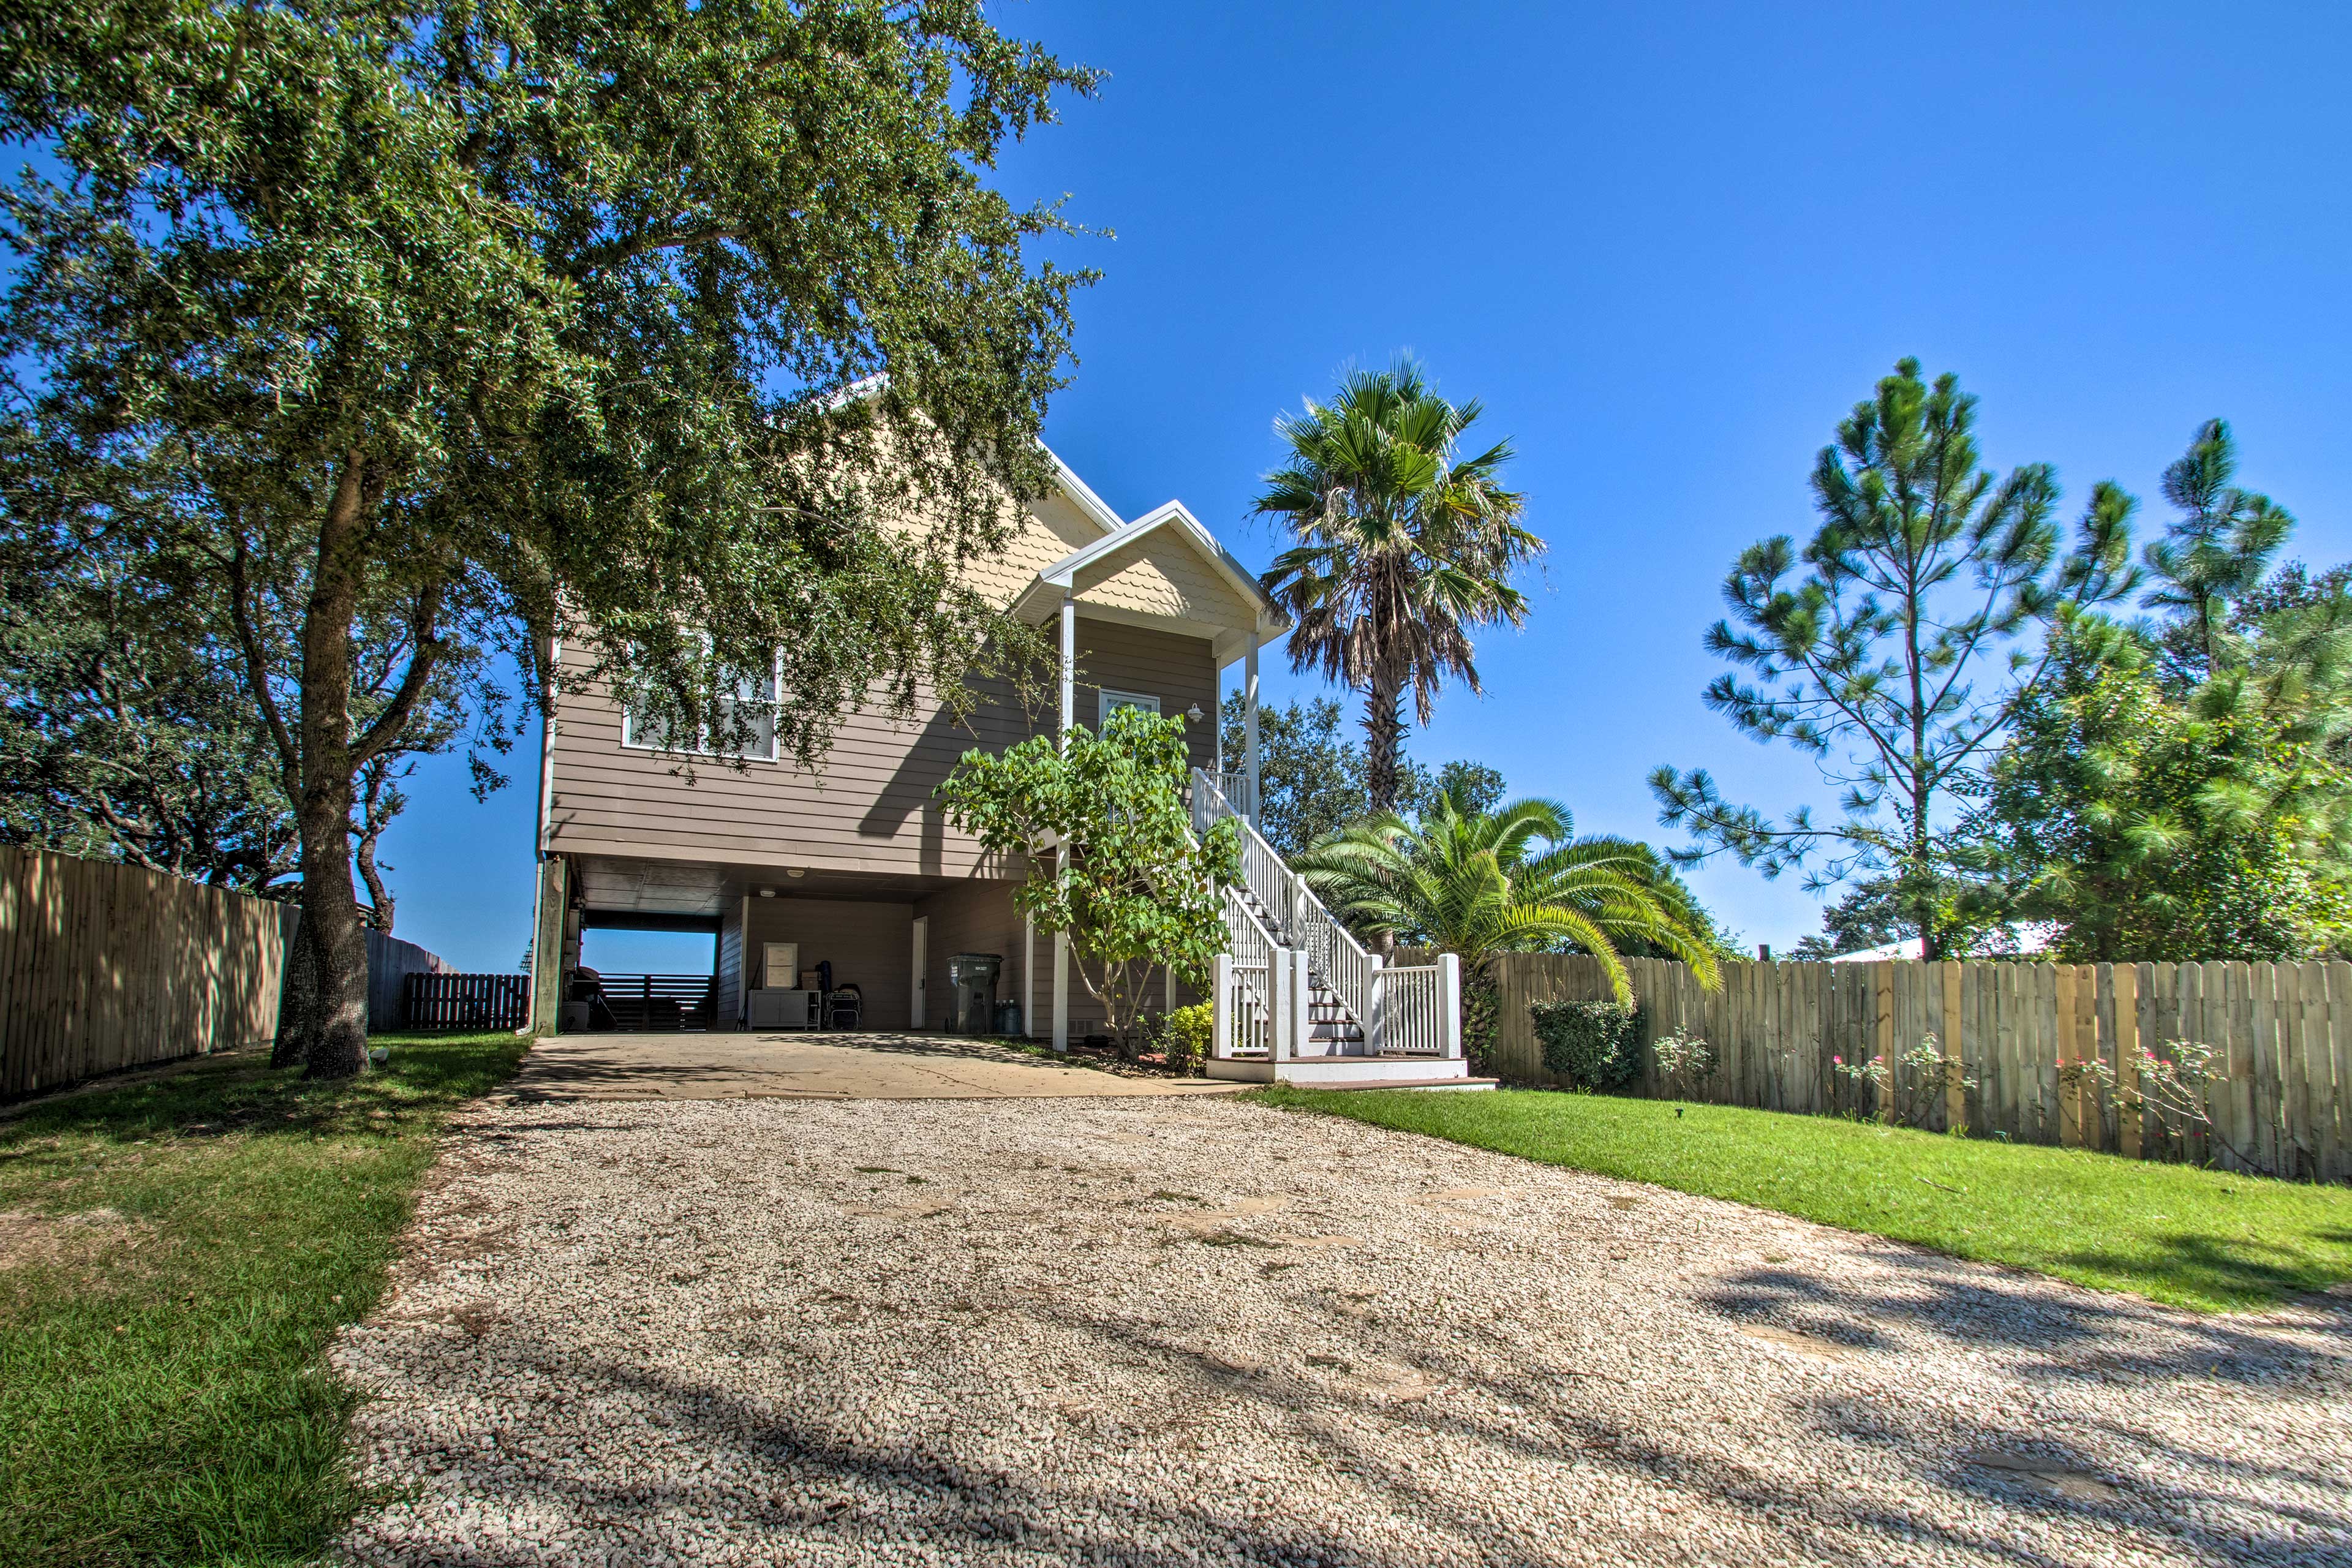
1185,703,1204,723
758,887,775,899
786,867,807,880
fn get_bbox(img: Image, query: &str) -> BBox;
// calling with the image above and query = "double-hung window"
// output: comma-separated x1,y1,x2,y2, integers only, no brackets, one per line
1099,688,1161,724
619,639,780,762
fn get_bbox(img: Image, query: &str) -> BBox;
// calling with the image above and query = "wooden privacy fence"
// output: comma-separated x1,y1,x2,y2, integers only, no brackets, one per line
366,928,453,1031
402,971,530,1031
1,844,296,1099
1491,954,2352,1183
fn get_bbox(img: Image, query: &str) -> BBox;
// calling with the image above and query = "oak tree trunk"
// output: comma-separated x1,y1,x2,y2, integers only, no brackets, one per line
271,915,317,1068
295,455,375,1079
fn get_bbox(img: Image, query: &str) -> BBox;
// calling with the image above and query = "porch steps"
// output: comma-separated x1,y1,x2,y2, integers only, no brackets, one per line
1205,1054,1492,1090
1233,883,1368,1050
1199,767,1462,1078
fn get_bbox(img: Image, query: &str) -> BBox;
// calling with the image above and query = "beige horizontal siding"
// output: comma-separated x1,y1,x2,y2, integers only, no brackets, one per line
550,616,1218,878
1075,619,1219,775
914,880,1022,1032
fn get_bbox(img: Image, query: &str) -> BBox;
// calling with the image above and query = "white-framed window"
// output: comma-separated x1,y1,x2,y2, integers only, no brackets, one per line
619,641,780,762
1098,688,1161,723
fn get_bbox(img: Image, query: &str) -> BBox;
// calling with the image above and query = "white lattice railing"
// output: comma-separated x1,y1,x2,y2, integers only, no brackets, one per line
1210,769,1257,824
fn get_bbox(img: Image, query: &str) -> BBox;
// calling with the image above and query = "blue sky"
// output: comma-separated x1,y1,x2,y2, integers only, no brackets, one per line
388,1,2352,972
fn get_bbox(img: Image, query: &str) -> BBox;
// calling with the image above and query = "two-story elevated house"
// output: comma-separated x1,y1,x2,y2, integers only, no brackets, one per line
524,448,1468,1086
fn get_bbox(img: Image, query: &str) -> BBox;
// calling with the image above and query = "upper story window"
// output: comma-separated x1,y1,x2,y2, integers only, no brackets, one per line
619,643,780,763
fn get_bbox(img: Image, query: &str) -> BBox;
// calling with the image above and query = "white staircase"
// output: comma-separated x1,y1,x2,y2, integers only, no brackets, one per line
1192,771,1489,1090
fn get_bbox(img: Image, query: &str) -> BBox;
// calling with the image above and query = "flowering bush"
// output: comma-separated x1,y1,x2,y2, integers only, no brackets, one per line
1650,1026,1717,1096
1832,1034,1976,1128
2064,1038,2272,1172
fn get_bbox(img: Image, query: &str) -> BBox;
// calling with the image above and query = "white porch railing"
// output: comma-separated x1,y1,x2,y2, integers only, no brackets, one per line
1210,769,1257,824
1194,769,1380,1035
1196,769,1460,1065
1375,960,1460,1057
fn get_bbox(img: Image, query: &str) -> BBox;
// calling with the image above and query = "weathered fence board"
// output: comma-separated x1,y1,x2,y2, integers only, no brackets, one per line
0,845,296,1099
1488,951,2351,1180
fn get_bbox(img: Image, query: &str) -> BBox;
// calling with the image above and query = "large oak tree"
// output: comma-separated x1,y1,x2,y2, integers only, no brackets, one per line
1,1,1095,1074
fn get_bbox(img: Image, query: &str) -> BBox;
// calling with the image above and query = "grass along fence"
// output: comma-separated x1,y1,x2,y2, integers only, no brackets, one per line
1491,954,2352,1183
1,844,296,1100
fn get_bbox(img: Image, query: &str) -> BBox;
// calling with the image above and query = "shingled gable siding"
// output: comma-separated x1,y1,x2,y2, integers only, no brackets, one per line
546,615,1219,879
1073,529,1261,630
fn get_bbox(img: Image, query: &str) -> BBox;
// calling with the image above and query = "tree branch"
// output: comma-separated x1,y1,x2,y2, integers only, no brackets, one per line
573,223,748,274
221,532,299,794
350,578,447,769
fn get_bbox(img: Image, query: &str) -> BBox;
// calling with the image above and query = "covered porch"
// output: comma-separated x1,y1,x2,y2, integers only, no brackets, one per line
533,852,1199,1044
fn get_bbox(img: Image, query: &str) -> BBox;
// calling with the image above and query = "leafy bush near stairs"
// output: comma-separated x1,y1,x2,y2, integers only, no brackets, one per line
1164,1003,1213,1074
1530,1000,1643,1090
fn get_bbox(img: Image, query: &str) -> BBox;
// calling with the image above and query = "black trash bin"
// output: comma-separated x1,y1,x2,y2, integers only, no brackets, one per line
946,953,1002,1035
992,998,1022,1037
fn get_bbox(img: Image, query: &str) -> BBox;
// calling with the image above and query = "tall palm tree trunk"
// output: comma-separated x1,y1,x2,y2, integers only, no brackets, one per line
1363,669,1406,814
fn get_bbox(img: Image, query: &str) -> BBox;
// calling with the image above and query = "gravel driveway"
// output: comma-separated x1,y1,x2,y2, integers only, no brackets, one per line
334,1093,2352,1567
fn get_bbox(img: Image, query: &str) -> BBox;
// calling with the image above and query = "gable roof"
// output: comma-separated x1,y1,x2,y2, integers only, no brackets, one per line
1032,499,1268,604
1040,442,1125,538
1011,497,1289,663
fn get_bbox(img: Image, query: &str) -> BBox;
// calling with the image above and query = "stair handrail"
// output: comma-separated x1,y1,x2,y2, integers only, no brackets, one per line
1193,768,1381,1048
1221,884,1279,971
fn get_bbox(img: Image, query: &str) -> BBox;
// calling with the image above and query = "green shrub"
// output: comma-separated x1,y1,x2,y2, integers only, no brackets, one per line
1530,1000,1642,1090
1164,1003,1213,1074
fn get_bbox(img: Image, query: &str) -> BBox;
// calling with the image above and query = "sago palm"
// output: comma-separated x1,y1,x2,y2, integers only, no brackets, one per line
1292,794,1723,1005
1254,360,1542,812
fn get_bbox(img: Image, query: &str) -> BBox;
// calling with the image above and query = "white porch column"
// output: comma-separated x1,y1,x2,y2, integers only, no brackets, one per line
1210,953,1232,1060
1058,589,1076,742
1289,948,1313,1063
1439,951,1463,1060
1054,589,1074,1053
1243,633,1261,827
1268,942,1291,1065
1022,910,1034,1038
1052,924,1069,1052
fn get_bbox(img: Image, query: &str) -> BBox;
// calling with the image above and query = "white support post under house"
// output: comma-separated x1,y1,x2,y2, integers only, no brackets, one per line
1053,589,1075,1054
1022,911,1035,1039
1243,633,1261,829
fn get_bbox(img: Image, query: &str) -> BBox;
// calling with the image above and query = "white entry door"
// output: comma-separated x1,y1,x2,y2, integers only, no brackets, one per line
911,916,929,1029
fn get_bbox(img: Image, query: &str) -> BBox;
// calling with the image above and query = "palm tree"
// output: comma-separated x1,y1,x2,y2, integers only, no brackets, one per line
1254,360,1542,813
1292,793,1724,1007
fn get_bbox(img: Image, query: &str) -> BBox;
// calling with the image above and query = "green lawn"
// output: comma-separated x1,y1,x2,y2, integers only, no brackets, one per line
1256,1085,2352,1313
0,1031,526,1568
